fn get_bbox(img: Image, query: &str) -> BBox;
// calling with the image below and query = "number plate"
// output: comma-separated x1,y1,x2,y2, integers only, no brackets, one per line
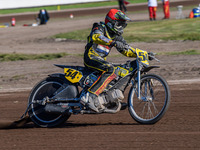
64,68,83,83
116,66,129,77
136,48,149,66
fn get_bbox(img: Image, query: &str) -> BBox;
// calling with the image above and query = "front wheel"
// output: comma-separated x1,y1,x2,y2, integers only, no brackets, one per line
128,74,170,124
28,77,73,127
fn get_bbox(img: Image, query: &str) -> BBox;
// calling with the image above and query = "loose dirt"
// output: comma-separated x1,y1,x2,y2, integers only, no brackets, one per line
0,2,200,149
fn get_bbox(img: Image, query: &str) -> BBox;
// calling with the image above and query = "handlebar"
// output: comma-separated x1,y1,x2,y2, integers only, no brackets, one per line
148,52,160,62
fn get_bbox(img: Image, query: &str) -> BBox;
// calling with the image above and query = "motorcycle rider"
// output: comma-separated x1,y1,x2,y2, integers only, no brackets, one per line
81,9,144,112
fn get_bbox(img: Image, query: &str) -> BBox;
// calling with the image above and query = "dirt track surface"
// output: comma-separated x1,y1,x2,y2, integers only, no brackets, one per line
0,1,200,149
0,83,200,149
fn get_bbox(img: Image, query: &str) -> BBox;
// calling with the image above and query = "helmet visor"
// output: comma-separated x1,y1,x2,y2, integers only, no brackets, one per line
115,21,127,29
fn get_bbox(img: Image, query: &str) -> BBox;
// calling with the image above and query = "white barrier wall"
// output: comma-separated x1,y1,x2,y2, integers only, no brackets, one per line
0,0,109,9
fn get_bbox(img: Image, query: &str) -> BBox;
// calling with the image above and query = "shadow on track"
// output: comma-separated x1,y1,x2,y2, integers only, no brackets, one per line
0,116,139,129
61,122,139,128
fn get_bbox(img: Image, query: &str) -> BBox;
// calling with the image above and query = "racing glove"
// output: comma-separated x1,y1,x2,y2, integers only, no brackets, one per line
110,41,125,49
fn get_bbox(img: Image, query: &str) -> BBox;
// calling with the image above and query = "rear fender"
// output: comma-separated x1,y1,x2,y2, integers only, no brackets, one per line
48,73,79,99
49,73,66,81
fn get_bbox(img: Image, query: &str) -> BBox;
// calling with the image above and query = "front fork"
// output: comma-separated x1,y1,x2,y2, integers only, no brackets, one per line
137,70,141,99
136,61,142,100
134,61,149,100
134,66,152,101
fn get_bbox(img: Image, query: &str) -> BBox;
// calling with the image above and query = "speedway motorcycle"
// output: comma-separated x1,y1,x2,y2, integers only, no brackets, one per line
23,48,170,127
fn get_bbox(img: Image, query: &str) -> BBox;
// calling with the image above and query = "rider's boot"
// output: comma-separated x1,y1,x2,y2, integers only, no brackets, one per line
80,92,99,112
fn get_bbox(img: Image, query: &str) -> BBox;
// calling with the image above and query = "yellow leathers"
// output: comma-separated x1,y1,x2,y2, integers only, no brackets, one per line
87,22,137,59
84,22,139,95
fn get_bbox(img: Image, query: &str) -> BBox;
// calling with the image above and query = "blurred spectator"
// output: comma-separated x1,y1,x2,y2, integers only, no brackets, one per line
118,0,127,12
148,0,158,21
189,7,200,18
162,0,170,19
38,9,50,25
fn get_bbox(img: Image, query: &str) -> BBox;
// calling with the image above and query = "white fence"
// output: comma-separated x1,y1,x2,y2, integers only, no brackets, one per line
0,0,110,9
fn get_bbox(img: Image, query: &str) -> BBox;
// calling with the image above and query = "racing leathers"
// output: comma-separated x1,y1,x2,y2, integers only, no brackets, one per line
84,22,137,96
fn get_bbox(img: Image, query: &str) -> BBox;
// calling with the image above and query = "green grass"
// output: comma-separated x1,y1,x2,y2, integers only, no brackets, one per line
158,50,200,55
53,29,90,41
124,18,200,42
111,50,200,57
0,0,146,14
0,53,68,61
0,50,199,62
53,18,200,42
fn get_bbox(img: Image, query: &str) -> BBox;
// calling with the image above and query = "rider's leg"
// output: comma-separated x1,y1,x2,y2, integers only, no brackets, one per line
88,64,117,95
81,49,117,112
81,64,117,112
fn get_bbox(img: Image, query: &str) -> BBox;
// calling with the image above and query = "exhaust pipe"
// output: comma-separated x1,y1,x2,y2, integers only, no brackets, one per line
44,104,69,114
103,102,121,113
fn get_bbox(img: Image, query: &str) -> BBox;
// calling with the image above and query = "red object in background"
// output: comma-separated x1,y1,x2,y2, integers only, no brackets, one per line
189,11,194,18
11,18,16,26
148,7,157,19
124,0,130,5
163,1,170,19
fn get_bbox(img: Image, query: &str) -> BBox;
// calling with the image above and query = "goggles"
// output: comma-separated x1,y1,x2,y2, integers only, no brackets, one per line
115,21,127,28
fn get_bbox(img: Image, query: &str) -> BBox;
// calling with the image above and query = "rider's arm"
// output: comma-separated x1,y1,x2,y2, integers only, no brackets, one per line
91,24,113,46
118,46,137,58
92,34,113,46
113,36,136,57
114,36,148,58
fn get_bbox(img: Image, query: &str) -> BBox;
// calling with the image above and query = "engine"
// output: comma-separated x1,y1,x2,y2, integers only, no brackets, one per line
97,89,124,111
84,72,125,113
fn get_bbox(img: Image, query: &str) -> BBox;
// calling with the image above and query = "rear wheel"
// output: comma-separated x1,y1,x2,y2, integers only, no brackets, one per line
28,77,72,127
128,74,170,124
